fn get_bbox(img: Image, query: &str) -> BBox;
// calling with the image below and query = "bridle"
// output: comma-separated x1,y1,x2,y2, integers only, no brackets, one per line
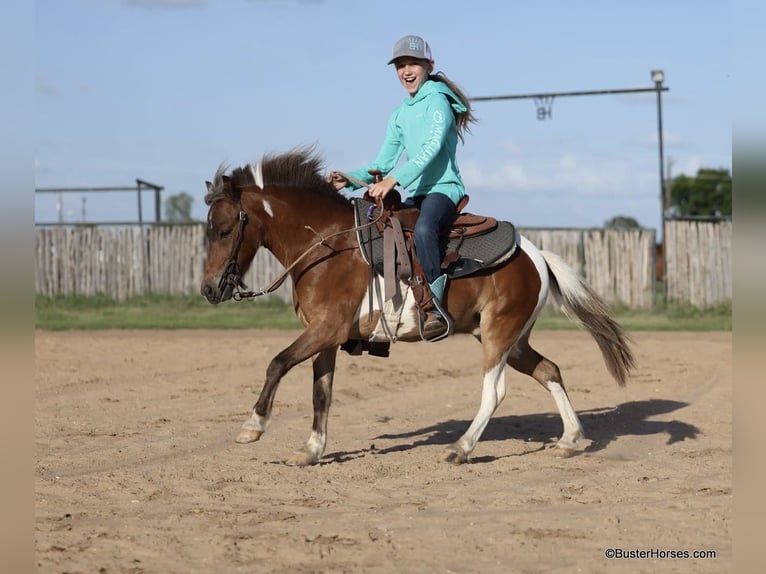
213,185,385,302
216,206,249,302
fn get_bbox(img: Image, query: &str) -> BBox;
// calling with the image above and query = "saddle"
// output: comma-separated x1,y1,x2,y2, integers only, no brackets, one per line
379,190,499,241
353,191,518,303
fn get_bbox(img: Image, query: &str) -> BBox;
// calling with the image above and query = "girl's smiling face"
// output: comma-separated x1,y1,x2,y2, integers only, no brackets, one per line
393,57,434,97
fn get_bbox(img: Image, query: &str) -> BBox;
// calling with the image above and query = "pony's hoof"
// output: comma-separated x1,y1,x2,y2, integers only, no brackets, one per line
439,446,468,465
235,429,263,444
552,445,577,458
284,450,317,467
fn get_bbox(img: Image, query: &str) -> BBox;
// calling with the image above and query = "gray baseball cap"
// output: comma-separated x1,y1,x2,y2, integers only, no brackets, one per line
388,35,432,65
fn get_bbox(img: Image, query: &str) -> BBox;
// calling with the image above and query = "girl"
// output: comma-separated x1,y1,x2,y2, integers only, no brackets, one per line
328,34,476,338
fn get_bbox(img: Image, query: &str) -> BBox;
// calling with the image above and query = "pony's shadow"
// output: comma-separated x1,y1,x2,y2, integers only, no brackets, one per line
323,399,699,464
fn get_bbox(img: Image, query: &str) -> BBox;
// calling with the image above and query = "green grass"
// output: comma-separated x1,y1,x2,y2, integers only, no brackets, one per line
35,294,302,330
35,294,731,332
535,300,731,331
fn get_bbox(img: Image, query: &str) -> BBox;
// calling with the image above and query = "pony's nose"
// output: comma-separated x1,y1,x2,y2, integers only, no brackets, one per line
201,283,218,304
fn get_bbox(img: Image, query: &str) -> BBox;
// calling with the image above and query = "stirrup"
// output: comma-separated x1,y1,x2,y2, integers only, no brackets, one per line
418,297,453,343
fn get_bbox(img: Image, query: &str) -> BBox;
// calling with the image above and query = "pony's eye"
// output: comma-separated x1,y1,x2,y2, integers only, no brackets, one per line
219,230,232,240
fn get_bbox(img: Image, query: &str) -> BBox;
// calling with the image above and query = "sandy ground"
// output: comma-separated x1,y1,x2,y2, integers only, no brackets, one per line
35,329,731,573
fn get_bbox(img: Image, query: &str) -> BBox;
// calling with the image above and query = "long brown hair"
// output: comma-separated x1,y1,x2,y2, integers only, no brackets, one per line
429,72,477,143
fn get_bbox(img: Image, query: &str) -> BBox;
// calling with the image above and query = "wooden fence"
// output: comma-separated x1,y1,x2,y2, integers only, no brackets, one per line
34,225,292,302
34,221,730,309
521,228,656,309
664,219,732,307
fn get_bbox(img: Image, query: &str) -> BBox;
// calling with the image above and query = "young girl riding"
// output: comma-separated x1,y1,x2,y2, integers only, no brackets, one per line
328,34,476,338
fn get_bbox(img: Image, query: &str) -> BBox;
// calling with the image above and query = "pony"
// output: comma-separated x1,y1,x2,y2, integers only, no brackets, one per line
201,147,634,466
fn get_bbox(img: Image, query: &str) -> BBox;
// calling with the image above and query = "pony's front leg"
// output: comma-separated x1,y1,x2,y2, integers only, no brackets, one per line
234,327,343,450
236,355,287,444
284,347,337,466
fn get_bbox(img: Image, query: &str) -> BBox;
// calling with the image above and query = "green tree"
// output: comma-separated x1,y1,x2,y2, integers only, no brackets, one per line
163,192,195,222
669,168,731,217
604,215,641,230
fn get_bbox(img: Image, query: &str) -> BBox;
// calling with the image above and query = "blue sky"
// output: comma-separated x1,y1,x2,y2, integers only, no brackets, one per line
34,0,732,234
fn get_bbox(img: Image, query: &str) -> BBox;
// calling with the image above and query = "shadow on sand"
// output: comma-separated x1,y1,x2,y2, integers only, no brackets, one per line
322,399,699,464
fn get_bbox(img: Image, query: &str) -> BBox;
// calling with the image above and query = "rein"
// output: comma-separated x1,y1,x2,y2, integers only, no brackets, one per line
222,184,383,301
337,171,373,189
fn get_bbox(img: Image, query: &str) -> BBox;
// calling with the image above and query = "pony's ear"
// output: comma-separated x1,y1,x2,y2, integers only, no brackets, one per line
205,181,213,193
220,174,242,201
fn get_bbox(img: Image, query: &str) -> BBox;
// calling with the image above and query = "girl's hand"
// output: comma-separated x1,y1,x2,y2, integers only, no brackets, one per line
326,171,349,191
368,176,398,200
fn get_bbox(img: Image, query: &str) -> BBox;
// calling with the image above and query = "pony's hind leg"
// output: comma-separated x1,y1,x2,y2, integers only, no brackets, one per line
440,349,511,464
507,333,585,457
284,347,337,466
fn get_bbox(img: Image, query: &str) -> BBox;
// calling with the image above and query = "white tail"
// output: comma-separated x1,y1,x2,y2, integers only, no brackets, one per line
541,250,635,386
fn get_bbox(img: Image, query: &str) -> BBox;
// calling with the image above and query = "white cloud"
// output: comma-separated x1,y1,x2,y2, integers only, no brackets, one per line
559,153,577,169
500,163,529,188
461,158,528,190
672,155,702,177
499,140,522,154
461,155,656,199
626,129,684,149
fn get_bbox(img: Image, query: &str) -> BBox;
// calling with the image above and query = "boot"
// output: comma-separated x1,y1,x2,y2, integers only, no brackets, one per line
422,274,453,341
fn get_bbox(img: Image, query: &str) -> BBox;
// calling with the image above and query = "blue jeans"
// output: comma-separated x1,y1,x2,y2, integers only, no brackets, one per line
405,192,457,283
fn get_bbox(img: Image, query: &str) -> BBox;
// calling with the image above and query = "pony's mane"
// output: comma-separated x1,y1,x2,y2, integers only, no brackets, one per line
204,147,345,206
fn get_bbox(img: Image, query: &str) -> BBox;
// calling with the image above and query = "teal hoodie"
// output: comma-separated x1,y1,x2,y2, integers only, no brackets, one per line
346,79,467,205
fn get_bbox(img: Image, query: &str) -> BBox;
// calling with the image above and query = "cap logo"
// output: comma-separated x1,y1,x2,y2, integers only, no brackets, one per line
388,35,431,64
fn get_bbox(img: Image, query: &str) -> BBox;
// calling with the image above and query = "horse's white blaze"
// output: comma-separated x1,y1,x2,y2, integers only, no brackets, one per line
545,380,585,447
241,410,269,432
518,235,550,335
456,352,510,455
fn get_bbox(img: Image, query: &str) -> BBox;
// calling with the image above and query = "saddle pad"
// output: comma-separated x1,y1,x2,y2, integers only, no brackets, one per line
353,198,518,279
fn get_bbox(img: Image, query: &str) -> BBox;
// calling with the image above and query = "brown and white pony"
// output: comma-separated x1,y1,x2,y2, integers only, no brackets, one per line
201,148,634,466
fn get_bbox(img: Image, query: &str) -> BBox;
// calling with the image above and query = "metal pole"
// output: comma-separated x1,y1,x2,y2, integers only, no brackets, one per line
135,179,164,224
655,79,665,224
471,86,668,102
652,70,667,303
137,180,143,226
